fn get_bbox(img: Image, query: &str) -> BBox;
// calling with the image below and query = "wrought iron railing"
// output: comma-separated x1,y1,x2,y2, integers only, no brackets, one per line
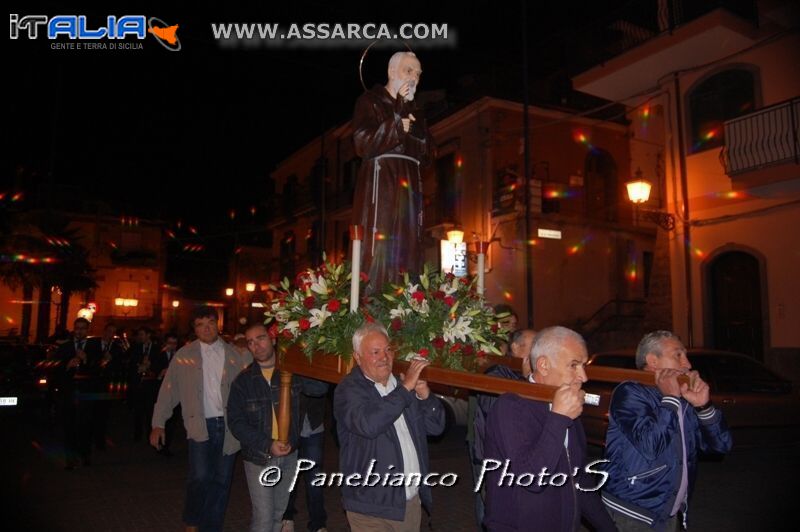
573,0,758,72
721,97,800,175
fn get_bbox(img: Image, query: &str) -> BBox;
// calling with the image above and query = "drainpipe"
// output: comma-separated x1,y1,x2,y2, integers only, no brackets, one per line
522,0,534,329
673,74,694,346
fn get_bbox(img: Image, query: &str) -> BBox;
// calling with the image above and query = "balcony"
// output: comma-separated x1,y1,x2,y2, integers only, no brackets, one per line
575,0,758,73
721,98,800,178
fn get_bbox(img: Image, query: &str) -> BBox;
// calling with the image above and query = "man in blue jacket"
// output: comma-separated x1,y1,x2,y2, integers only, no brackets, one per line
483,326,616,532
334,322,445,531
602,331,732,531
227,323,327,532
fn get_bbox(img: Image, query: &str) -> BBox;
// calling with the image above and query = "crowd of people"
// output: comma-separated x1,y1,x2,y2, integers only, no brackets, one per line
50,302,731,532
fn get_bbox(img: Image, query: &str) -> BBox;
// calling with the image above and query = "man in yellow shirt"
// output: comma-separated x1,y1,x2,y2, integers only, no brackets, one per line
227,324,327,532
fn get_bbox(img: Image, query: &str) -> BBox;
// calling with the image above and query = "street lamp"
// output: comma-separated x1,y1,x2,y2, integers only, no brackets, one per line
172,300,180,308
245,283,256,292
446,228,464,244
625,168,675,231
225,288,234,297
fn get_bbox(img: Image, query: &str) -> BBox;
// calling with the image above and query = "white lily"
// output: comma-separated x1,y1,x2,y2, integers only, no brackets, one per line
390,307,412,319
443,316,473,343
439,281,458,296
284,321,300,335
310,275,329,295
410,298,430,315
309,306,331,328
275,310,290,323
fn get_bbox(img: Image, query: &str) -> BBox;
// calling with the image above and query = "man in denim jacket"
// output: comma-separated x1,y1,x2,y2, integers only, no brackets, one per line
227,323,327,532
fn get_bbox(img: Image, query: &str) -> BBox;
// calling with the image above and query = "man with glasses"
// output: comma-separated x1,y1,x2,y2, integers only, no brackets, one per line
150,306,251,532
334,322,445,532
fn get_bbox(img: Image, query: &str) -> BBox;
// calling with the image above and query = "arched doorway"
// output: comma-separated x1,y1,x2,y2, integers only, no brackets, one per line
708,250,765,359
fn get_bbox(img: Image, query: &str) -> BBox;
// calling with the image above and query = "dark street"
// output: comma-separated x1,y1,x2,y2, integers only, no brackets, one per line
2,401,796,531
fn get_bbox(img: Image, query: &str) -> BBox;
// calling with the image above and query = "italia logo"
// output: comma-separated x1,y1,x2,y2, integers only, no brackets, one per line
9,14,181,51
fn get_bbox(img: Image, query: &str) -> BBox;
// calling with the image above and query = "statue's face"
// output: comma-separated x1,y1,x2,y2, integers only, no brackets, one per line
389,55,422,100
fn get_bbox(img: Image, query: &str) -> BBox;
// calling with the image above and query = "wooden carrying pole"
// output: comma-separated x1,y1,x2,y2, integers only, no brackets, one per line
277,370,293,444
275,349,690,441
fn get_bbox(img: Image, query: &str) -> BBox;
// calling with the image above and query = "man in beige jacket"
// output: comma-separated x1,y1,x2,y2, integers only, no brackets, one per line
150,306,252,532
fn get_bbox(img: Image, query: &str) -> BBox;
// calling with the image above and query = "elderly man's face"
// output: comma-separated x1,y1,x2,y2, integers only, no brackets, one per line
537,337,588,388
354,331,394,385
647,337,691,372
510,330,536,360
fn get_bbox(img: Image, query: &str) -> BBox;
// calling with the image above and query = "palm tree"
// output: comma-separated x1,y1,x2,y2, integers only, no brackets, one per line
54,243,97,330
1,210,97,342
0,212,44,341
32,213,97,341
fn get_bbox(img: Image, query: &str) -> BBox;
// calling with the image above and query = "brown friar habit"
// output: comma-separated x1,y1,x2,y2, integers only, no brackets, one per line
351,84,433,295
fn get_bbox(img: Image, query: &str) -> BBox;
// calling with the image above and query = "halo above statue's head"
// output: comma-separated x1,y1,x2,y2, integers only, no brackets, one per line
359,41,415,92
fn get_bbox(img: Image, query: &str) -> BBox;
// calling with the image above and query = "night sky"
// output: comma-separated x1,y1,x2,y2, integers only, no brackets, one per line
7,0,627,293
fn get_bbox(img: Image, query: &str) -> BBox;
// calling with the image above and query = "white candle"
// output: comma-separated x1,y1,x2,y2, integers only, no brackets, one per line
350,225,363,312
477,252,485,296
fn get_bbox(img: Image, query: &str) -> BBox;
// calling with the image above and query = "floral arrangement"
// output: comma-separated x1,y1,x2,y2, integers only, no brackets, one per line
264,258,509,370
372,265,509,369
263,255,367,360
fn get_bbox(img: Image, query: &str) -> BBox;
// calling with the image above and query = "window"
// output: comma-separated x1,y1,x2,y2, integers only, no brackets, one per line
435,153,457,224
688,69,757,153
280,230,296,279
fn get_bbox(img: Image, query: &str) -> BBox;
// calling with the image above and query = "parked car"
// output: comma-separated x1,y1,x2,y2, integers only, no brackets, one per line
582,349,800,448
0,342,52,414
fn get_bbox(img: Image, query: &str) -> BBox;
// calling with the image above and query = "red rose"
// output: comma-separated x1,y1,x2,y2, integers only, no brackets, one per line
450,343,462,353
433,290,445,300
365,313,375,323
431,337,445,349
418,348,429,358
359,272,369,282
303,296,316,309
295,271,312,289
444,295,456,307
462,344,474,356
328,299,341,312
459,277,470,285
477,350,487,358
391,318,403,331
268,323,279,339
281,329,293,339
491,323,499,333
444,272,455,281
299,318,311,331
411,291,425,303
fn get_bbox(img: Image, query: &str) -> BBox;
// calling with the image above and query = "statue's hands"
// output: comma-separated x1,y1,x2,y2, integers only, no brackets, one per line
398,81,412,100
401,113,416,133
